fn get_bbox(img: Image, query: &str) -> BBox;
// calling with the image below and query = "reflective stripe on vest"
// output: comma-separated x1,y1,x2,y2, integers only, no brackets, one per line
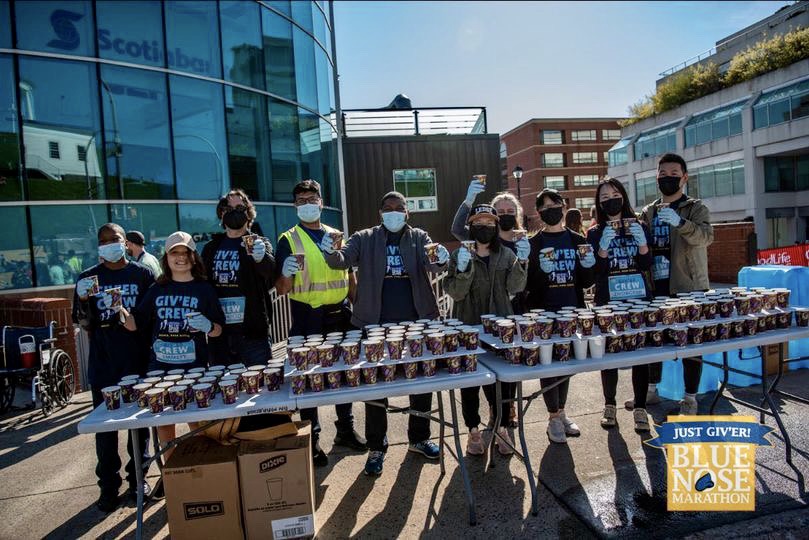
281,224,349,308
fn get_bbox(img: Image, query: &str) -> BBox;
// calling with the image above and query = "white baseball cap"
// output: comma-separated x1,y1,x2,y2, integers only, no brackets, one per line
165,231,196,252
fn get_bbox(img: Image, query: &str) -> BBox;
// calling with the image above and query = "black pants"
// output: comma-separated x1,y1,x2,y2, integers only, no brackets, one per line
540,376,570,413
648,357,702,394
300,404,355,446
461,382,514,429
365,393,432,452
92,388,149,494
601,366,649,408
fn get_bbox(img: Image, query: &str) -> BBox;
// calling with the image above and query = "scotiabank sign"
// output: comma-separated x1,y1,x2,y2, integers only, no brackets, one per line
757,243,809,266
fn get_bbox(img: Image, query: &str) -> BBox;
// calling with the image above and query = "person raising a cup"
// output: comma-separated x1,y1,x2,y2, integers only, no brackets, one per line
524,189,596,444
321,191,450,477
586,178,654,432
444,204,529,456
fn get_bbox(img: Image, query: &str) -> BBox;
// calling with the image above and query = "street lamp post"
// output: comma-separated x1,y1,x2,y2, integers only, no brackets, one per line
512,165,523,200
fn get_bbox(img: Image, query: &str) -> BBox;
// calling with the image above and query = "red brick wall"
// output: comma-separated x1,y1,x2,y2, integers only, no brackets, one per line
0,297,82,391
708,222,755,284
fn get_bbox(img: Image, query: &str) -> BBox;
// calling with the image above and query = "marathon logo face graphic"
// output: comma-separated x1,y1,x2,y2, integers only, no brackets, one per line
652,214,671,250
546,248,576,287
213,248,240,287
95,283,139,322
607,235,640,273
47,10,84,51
183,501,224,520
259,454,287,473
386,245,407,277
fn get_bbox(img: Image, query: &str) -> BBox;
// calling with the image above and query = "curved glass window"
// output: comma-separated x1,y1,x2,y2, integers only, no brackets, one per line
608,137,631,167
219,0,264,89
634,176,658,207
269,99,301,202
0,55,22,201
315,46,331,116
96,0,165,68
633,124,677,161
111,202,178,259
0,207,32,290
101,65,173,199
266,1,291,17
170,76,229,200
165,0,222,78
19,57,104,200
179,203,219,253
226,87,272,202
291,0,314,34
15,0,95,57
754,77,809,129
684,101,744,147
262,9,296,101
293,27,318,111
1,1,10,48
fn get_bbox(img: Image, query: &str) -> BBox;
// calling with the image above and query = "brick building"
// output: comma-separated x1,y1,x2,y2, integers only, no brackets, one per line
500,118,624,228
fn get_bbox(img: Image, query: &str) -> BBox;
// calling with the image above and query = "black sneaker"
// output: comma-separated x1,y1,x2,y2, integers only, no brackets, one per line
334,429,368,451
312,443,328,467
96,491,120,513
127,481,152,503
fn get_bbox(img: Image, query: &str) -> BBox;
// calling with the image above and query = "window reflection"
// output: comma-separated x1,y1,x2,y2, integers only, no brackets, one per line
263,10,296,101
112,203,178,259
178,203,220,253
171,76,229,199
291,0,314,33
101,65,173,199
269,100,301,202
315,46,331,116
220,0,264,89
226,87,272,201
165,0,222,78
19,57,105,200
30,204,108,287
0,207,32,290
0,1,10,48
293,27,318,111
15,0,95,57
0,55,22,201
96,0,164,68
253,205,278,243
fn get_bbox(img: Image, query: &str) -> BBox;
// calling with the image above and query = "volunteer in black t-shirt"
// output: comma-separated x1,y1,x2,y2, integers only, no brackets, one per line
73,223,154,512
586,179,653,433
525,189,595,444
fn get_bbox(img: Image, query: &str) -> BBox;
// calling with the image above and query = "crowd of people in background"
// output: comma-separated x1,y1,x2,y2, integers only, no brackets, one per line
71,152,712,511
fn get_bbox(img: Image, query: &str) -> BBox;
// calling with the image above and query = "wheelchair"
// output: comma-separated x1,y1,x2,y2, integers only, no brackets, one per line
0,322,76,417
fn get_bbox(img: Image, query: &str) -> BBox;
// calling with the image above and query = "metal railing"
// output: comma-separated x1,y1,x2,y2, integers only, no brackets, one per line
658,46,717,78
342,106,487,137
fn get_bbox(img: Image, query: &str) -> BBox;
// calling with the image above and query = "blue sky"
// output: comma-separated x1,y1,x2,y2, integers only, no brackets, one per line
334,1,791,134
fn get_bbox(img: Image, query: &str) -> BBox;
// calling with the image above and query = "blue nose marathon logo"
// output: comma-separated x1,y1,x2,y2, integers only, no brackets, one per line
47,9,84,51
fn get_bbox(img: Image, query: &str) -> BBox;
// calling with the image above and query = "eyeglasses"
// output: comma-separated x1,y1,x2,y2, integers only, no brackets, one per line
295,196,321,205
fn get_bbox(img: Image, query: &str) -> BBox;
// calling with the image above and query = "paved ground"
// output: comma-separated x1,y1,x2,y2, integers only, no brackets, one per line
1,367,808,539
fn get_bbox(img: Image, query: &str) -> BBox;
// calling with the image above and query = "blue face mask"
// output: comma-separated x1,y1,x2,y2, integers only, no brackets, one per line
381,211,407,233
98,242,126,263
296,203,322,224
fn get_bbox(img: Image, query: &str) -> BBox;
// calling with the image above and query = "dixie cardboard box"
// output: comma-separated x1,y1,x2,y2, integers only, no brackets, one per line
238,422,315,540
163,436,243,540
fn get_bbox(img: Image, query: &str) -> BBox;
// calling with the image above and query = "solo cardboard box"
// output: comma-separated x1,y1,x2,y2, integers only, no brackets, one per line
238,422,315,540
163,436,243,540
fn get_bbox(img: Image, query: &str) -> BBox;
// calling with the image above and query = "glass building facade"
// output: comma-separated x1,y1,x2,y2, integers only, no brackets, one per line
0,0,340,291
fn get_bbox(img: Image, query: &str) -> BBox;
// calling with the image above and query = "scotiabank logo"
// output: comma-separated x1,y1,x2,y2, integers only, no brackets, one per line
47,10,212,74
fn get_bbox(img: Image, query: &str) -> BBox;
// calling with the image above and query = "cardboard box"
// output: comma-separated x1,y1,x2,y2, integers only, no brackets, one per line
163,436,244,540
238,422,315,540
762,342,789,376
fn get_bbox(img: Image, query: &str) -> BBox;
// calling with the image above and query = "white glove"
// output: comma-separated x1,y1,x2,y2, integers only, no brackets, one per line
539,256,555,274
320,234,335,254
436,245,450,265
456,248,472,272
100,292,121,313
599,226,617,252
282,256,301,277
628,222,647,247
187,313,213,334
464,179,486,205
76,277,95,299
515,238,530,261
251,238,266,262
658,207,683,227
579,251,596,268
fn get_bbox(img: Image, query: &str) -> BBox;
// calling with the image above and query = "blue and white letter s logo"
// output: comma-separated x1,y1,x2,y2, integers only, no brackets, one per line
47,10,83,51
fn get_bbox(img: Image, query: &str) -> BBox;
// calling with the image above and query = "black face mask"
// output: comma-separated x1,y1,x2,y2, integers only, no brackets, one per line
600,197,624,217
223,209,248,230
498,214,517,231
658,176,682,197
470,225,497,244
539,206,563,226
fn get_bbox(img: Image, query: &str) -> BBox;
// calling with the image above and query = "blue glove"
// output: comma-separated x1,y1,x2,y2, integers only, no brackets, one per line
464,179,486,205
456,247,472,272
251,238,267,262
436,245,450,265
187,313,213,334
579,251,596,268
282,256,301,277
599,226,617,252
628,222,647,247
658,207,683,227
539,256,555,274
515,237,530,261
76,277,95,299
319,233,335,254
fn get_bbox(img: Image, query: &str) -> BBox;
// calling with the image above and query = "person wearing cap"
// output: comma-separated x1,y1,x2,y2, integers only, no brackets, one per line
126,230,162,278
122,231,225,457
445,204,529,456
72,223,155,512
321,191,450,476
275,179,365,466
202,189,276,365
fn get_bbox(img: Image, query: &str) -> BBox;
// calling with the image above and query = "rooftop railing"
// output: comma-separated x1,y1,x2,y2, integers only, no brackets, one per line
342,106,487,137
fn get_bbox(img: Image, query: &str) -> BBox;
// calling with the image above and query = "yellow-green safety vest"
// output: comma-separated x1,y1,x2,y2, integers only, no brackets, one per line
280,224,349,308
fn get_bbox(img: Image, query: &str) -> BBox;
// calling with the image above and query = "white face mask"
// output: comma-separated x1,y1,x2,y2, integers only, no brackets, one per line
296,203,321,223
98,242,126,263
381,211,407,232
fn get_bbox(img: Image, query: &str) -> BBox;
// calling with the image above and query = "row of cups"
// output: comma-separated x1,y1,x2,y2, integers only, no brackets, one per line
290,354,479,395
101,360,285,413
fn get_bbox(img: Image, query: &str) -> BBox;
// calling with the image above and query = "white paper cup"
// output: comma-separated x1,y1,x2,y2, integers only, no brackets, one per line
572,338,588,360
588,336,605,359
539,343,553,365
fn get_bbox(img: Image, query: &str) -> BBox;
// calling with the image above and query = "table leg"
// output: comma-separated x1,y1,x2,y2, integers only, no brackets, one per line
709,351,729,415
448,389,477,526
486,381,503,471
516,383,538,516
131,428,144,540
759,372,794,465
759,348,767,425
437,391,446,476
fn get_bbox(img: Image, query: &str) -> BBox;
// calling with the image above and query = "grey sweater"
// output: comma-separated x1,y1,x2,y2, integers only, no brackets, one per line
324,224,444,327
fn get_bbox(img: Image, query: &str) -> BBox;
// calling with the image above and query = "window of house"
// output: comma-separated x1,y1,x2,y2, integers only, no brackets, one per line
544,175,565,189
541,130,562,144
602,129,621,140
393,168,437,212
572,152,597,164
542,153,564,167
571,129,596,142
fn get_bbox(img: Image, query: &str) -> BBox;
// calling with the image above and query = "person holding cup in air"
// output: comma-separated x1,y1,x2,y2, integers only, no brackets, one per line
275,179,365,466
524,189,595,444
444,204,529,455
586,178,654,432
321,191,449,477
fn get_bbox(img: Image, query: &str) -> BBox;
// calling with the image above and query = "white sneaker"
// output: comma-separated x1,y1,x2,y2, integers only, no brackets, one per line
678,397,698,415
633,408,650,432
558,410,580,437
601,404,617,428
624,388,661,410
547,416,567,444
495,427,515,455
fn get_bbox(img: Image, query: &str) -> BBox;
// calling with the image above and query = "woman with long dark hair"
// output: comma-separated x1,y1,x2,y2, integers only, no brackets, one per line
586,178,653,432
